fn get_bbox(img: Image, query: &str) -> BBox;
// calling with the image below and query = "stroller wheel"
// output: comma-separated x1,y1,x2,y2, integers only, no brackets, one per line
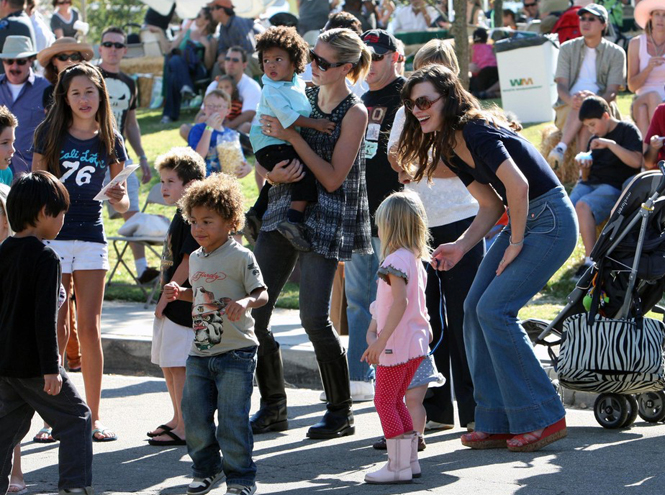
637,391,665,423
621,395,639,428
594,393,629,429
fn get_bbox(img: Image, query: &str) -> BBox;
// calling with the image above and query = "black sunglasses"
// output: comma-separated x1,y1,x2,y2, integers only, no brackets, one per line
524,2,537,7
2,58,30,66
403,95,443,113
101,41,126,49
372,52,389,62
225,56,242,63
55,52,83,62
309,49,352,72
579,16,599,22
56,0,72,4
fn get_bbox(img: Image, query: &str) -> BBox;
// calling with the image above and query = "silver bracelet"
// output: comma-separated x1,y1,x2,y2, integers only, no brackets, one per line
509,236,524,246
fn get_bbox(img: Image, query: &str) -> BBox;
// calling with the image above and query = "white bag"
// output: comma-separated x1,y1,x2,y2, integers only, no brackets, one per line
117,213,169,239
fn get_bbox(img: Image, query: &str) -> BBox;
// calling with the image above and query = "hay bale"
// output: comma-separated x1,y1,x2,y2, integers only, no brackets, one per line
539,124,579,185
137,76,155,108
120,56,163,77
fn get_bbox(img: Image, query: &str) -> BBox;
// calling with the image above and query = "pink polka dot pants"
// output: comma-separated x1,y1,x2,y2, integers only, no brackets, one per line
374,357,424,439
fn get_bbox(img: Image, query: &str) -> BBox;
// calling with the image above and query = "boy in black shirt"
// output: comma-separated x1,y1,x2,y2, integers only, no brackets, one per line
0,171,93,495
570,96,643,277
147,147,205,447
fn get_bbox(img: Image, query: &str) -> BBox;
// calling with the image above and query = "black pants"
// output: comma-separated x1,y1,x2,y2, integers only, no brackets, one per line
0,368,92,492
253,144,318,218
424,216,484,427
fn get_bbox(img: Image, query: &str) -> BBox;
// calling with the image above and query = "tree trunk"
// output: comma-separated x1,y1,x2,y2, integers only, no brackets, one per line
453,0,469,88
494,0,503,28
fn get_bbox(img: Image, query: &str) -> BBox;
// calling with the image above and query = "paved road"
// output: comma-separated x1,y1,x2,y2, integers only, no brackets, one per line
16,373,665,495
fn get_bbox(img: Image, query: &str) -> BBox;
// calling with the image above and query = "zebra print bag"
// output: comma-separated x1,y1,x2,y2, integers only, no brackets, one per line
556,314,665,394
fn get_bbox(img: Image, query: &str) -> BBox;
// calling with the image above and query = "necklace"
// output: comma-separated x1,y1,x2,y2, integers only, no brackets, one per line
650,34,665,57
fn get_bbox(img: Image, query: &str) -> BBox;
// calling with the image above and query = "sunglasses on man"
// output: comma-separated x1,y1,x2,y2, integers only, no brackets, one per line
309,49,353,72
2,58,31,66
100,41,126,49
225,56,242,63
403,95,443,112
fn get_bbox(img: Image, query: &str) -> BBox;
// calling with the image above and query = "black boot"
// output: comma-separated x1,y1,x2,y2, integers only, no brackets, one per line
250,344,288,434
307,351,355,439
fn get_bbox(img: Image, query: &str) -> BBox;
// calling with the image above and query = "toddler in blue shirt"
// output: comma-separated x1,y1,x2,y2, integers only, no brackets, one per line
248,26,334,251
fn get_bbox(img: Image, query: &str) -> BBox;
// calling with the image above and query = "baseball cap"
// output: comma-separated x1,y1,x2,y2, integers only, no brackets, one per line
361,29,399,54
473,27,488,43
577,3,608,23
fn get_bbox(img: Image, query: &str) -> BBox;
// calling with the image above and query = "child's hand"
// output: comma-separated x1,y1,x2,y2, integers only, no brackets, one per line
590,138,615,150
155,293,168,318
163,282,181,302
225,298,248,321
43,373,62,396
235,161,252,179
206,112,224,131
107,181,126,204
314,118,336,134
650,135,665,150
361,339,385,366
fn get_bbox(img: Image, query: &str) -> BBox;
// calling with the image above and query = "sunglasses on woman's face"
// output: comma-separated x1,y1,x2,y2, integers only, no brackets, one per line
309,49,349,72
403,95,443,112
56,0,71,4
55,52,83,62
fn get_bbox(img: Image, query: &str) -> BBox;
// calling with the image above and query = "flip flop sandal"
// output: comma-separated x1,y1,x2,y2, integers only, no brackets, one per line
92,428,118,442
33,427,56,443
147,424,174,438
8,483,27,494
148,430,186,446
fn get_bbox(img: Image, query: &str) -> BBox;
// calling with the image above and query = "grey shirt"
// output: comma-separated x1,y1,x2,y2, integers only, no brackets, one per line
298,0,330,34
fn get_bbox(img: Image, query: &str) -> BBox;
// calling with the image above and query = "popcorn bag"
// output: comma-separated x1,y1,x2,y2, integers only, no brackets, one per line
216,132,244,175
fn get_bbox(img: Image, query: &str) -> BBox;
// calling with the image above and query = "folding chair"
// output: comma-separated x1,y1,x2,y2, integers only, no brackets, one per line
106,183,172,308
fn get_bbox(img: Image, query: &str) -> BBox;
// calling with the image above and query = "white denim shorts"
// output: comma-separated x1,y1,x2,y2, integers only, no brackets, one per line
151,315,193,367
44,239,109,274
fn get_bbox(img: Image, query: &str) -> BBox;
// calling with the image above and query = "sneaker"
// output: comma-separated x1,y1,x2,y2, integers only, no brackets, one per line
572,262,592,282
187,472,224,495
138,267,160,285
425,420,455,431
225,485,256,495
160,115,173,124
547,145,565,170
181,85,195,100
244,208,262,246
277,220,311,251
350,380,374,402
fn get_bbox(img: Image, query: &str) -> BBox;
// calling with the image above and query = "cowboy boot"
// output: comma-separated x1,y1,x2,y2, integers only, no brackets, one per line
249,344,288,434
306,351,355,439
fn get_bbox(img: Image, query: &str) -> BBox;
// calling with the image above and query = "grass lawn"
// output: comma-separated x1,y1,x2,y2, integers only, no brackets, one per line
106,93,637,318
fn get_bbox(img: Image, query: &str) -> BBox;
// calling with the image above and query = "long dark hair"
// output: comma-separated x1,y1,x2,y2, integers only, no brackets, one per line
35,62,117,177
398,65,520,182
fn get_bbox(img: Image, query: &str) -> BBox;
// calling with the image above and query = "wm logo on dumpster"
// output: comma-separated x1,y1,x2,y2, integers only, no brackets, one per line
510,78,534,87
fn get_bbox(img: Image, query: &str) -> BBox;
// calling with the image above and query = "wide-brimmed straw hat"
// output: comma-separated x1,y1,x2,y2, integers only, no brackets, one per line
0,36,37,59
37,37,94,67
635,0,665,29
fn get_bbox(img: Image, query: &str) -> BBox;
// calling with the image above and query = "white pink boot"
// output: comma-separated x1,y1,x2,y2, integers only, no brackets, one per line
364,434,413,484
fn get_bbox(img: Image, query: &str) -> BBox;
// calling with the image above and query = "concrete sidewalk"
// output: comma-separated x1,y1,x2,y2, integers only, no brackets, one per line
100,301,595,406
17,373,665,495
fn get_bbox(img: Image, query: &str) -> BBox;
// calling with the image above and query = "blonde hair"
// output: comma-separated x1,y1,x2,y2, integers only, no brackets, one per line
0,183,14,237
375,191,431,261
318,28,371,84
413,39,459,74
178,173,245,232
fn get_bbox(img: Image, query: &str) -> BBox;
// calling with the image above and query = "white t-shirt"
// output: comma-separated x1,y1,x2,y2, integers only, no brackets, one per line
388,5,439,33
569,46,600,96
388,107,478,228
204,73,261,114
7,82,25,102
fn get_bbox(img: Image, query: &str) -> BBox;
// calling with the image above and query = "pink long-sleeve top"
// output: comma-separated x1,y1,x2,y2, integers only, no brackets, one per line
370,248,432,367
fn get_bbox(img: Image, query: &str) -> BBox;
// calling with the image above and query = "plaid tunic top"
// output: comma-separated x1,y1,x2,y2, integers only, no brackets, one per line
261,87,372,261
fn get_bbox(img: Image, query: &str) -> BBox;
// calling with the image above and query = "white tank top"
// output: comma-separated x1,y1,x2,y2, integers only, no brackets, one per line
637,34,665,99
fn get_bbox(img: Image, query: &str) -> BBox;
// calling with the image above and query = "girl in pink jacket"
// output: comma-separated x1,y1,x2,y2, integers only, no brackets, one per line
362,191,433,485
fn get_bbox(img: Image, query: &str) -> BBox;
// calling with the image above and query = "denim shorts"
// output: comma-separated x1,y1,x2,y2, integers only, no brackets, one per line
569,181,621,224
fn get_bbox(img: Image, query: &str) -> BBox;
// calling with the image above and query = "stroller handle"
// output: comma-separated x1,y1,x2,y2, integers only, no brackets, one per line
658,161,665,193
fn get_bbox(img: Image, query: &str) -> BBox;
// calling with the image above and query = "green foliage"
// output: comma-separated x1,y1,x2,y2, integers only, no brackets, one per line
78,0,147,45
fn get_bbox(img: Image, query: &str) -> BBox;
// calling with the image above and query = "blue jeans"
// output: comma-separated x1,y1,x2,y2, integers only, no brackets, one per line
345,236,381,382
163,53,194,121
0,368,92,492
569,181,621,225
183,348,257,487
464,186,578,434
